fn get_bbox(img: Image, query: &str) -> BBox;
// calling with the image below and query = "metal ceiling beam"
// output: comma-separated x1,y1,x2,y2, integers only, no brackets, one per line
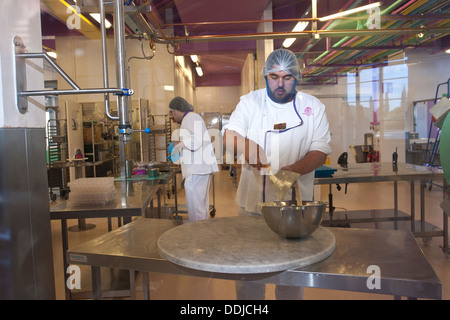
41,0,101,40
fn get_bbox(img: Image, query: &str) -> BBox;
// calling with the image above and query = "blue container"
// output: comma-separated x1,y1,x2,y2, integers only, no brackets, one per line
314,165,337,178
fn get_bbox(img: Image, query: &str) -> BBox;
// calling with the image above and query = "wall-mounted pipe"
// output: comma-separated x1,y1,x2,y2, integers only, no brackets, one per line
18,53,80,90
100,0,119,121
19,88,127,97
114,0,130,131
16,52,129,97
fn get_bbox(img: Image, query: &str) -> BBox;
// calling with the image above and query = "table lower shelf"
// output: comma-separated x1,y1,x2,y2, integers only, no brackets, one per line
69,267,135,300
322,209,443,239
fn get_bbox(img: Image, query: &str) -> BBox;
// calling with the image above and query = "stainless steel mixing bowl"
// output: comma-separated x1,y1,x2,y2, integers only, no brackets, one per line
259,201,327,238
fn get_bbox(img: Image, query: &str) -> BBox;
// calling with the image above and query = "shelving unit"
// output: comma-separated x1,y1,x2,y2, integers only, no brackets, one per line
148,114,171,162
83,121,118,177
47,117,69,200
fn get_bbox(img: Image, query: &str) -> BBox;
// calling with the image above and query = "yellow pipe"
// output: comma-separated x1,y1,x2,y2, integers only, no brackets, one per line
401,0,429,15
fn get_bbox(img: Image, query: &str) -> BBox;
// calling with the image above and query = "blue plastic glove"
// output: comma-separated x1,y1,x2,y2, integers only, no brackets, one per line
167,152,180,163
167,142,175,154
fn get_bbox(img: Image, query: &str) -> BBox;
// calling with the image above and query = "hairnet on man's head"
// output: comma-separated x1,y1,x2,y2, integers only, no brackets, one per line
169,96,194,112
263,48,302,81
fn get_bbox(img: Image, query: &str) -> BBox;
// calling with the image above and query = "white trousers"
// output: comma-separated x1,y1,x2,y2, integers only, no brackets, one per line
184,174,212,222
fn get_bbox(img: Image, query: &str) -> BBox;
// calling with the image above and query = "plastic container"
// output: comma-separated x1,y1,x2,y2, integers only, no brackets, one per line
68,177,116,205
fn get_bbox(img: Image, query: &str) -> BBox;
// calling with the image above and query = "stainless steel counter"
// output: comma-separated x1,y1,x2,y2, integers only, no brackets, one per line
67,218,442,300
51,180,161,219
51,179,162,299
314,162,443,185
314,162,448,252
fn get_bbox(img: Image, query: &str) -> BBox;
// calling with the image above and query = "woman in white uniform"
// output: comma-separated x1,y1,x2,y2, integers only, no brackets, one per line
168,97,219,222
223,49,332,299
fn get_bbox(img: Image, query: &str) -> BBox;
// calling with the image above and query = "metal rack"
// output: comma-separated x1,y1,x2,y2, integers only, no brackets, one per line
148,114,171,162
83,121,118,177
47,117,69,200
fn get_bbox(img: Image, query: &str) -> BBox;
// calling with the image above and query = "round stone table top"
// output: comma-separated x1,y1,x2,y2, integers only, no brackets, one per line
157,216,336,274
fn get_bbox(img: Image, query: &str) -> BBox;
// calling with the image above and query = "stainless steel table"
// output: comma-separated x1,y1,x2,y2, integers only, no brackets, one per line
67,218,442,300
51,179,162,299
314,162,448,251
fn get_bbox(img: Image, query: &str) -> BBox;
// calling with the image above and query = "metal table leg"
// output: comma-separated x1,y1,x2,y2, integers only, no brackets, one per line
129,270,136,299
421,180,426,221
91,266,102,300
174,171,179,219
443,179,450,255
68,218,96,232
142,272,150,300
61,219,71,300
410,180,415,232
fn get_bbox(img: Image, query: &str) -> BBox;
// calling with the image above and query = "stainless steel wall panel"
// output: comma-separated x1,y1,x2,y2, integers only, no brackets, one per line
0,128,55,299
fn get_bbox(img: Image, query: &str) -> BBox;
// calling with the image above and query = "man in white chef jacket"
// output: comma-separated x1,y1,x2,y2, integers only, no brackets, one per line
168,96,219,222
223,48,332,300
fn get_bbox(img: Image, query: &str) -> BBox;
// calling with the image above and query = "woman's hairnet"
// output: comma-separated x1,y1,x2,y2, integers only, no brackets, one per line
263,48,301,81
169,96,194,112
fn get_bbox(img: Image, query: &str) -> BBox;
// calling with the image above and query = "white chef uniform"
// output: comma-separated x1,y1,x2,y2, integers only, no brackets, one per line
223,88,332,214
173,112,219,221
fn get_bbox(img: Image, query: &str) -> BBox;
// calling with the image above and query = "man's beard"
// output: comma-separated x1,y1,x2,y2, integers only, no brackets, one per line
265,78,297,103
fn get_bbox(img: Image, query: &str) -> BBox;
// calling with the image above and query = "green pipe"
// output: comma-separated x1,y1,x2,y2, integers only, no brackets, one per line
381,0,403,16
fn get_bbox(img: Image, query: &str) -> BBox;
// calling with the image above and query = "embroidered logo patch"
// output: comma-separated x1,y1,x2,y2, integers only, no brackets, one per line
303,107,313,116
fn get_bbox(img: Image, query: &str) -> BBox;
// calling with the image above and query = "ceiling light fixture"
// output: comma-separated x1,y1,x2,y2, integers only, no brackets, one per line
319,2,381,22
90,13,112,29
193,60,203,77
195,64,203,77
446,49,450,54
47,51,57,59
190,55,199,63
282,21,309,48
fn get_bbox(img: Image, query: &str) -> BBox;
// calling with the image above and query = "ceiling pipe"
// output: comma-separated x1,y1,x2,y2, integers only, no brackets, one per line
307,0,363,65
326,44,430,51
308,0,422,70
162,13,450,29
392,0,419,15
311,0,405,65
164,27,450,43
313,0,405,64
163,17,316,28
